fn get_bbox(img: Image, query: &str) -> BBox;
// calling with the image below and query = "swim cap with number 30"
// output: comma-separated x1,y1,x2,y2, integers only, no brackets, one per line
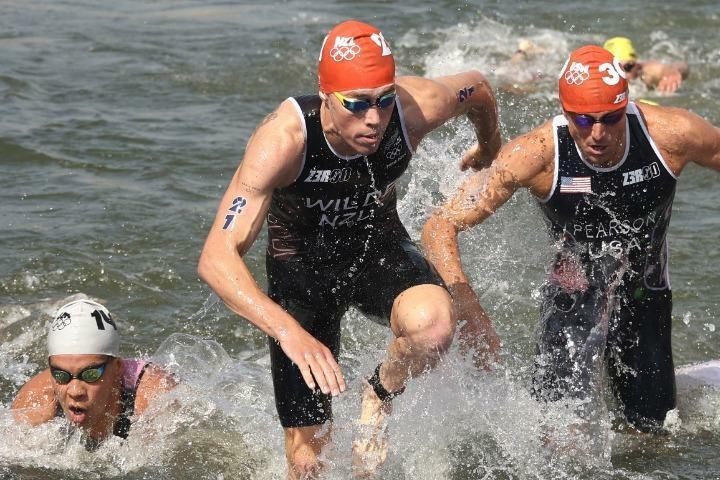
558,45,629,113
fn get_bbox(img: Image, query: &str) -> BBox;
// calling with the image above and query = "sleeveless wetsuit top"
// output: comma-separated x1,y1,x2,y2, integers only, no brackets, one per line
537,102,677,290
113,358,149,438
267,95,414,260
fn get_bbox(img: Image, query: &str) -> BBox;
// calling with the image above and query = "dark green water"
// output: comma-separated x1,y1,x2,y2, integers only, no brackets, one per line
1,1,719,478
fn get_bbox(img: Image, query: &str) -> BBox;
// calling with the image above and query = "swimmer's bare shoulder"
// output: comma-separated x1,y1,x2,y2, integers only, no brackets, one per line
495,119,555,197
11,369,56,425
240,98,306,191
134,364,178,416
637,102,720,175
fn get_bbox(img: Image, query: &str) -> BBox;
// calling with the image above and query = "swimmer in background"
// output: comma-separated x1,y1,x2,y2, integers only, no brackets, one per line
12,299,176,445
604,37,689,94
510,39,549,63
494,39,552,94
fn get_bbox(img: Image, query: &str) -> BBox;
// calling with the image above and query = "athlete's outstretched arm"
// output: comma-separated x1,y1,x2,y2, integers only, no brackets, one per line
197,100,346,396
397,71,501,170
423,121,554,285
682,114,720,172
421,122,554,363
639,61,689,94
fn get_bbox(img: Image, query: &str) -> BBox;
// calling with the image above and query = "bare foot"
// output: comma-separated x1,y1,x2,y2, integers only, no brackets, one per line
351,381,393,478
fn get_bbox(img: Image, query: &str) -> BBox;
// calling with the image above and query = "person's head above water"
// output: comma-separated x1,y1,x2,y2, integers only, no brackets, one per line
603,37,637,63
558,45,630,166
316,20,398,157
603,37,640,77
13,298,176,443
48,299,120,357
46,299,125,438
317,19,395,94
558,45,629,114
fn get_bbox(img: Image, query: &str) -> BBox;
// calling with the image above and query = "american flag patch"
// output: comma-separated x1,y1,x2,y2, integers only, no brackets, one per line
559,176,592,194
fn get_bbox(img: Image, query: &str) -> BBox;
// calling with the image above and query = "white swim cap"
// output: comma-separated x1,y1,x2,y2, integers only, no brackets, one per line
47,299,120,357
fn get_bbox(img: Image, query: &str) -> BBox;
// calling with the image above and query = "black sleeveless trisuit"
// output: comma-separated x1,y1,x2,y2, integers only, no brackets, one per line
532,102,677,431
266,95,444,428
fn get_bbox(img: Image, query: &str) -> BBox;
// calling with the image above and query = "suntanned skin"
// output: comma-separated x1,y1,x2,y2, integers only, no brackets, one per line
12,354,176,441
197,71,501,479
422,103,720,373
624,60,690,94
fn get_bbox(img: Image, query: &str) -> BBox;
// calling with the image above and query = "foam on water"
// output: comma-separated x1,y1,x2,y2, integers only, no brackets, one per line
1,291,720,479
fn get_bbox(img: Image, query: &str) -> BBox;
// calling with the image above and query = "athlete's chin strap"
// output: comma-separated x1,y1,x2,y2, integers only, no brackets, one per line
367,363,405,403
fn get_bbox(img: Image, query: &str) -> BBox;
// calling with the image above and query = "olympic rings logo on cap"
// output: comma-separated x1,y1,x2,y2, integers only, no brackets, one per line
51,312,72,331
330,36,361,62
564,62,591,85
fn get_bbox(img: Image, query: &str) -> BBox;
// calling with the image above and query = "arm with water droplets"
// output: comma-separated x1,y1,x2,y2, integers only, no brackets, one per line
197,100,346,396
395,72,501,170
640,103,720,174
11,369,57,425
422,123,555,366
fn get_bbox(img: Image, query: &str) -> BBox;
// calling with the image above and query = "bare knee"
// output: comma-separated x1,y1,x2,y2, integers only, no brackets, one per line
392,285,455,354
284,425,329,479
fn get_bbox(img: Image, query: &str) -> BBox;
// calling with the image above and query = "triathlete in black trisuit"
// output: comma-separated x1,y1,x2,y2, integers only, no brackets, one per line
267,94,444,428
533,102,677,431
424,45,720,434
198,19,501,478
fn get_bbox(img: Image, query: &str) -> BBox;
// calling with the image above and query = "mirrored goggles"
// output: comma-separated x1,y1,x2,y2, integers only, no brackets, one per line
333,91,396,113
569,109,625,128
622,62,637,73
50,361,109,384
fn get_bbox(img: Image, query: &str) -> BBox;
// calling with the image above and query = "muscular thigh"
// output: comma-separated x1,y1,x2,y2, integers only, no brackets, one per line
266,256,346,428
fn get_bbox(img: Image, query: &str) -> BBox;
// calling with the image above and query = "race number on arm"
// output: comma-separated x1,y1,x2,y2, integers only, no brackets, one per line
197,99,345,396
396,72,501,170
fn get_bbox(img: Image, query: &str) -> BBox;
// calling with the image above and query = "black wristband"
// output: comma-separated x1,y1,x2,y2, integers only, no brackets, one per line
367,363,405,403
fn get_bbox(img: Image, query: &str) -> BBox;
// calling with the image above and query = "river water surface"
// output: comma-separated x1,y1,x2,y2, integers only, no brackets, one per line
1,1,720,479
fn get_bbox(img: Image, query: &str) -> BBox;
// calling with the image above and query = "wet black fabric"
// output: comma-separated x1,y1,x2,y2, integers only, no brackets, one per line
113,363,148,439
538,106,677,290
266,226,444,428
267,94,413,259
532,282,675,432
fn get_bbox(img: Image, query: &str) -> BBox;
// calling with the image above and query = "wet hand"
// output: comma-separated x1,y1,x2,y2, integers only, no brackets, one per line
450,283,502,369
460,143,494,171
656,71,682,94
458,313,502,370
278,327,346,396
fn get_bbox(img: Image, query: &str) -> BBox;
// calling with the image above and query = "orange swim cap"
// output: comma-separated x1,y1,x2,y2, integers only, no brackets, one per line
318,20,395,93
558,45,629,113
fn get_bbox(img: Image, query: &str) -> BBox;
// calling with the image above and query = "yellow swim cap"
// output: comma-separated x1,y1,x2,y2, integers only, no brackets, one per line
603,37,637,62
